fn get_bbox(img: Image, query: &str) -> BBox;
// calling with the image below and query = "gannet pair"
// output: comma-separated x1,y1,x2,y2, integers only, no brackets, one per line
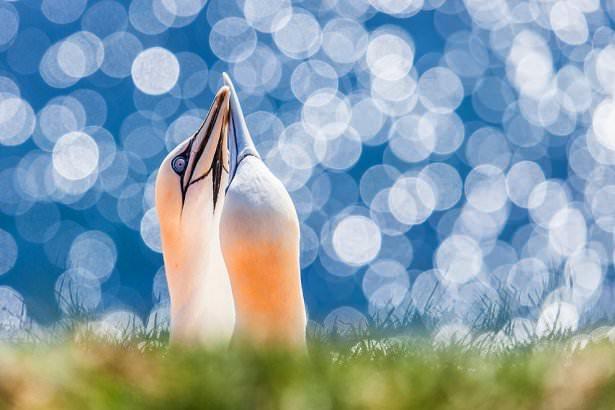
156,74,306,348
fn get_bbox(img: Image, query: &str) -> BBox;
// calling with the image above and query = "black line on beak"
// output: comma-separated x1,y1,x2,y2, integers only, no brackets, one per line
177,98,228,212
212,138,224,209
184,136,225,211
183,101,223,191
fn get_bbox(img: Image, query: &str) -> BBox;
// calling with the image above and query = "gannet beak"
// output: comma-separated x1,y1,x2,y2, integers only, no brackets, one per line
222,73,259,184
181,86,230,207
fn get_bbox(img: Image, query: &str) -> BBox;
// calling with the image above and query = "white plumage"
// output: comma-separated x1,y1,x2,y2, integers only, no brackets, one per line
156,76,306,347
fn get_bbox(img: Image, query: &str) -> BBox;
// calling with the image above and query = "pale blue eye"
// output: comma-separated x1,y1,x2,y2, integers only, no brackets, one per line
171,156,187,174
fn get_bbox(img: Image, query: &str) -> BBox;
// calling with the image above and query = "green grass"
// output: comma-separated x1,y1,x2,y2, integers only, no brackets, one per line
2,331,615,410
15,287,615,409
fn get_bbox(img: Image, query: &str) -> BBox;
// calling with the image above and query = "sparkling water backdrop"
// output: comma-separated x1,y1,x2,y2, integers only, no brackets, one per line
1,0,615,344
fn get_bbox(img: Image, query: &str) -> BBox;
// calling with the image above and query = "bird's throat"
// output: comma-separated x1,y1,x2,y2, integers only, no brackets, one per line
166,230,235,345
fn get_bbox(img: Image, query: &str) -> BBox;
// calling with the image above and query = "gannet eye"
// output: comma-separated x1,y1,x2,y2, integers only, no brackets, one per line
171,155,187,174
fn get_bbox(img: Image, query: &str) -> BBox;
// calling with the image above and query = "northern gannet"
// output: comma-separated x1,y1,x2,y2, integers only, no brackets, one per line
220,73,307,347
156,86,235,345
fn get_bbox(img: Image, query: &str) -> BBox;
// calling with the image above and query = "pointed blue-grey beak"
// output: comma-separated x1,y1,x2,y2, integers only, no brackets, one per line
222,72,260,185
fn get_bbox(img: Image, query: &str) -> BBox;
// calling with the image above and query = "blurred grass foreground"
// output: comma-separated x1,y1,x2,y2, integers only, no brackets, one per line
3,331,615,409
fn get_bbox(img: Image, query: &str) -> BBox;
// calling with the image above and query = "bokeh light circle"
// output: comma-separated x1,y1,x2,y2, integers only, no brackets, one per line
52,131,99,181
131,47,180,95
209,17,257,63
332,215,382,266
0,229,17,276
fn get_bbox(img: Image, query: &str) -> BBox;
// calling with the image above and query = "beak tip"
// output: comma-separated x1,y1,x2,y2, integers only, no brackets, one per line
222,72,232,87
217,85,230,100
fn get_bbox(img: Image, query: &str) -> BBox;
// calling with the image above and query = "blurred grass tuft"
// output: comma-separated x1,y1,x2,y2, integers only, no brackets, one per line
2,293,614,409
1,327,615,409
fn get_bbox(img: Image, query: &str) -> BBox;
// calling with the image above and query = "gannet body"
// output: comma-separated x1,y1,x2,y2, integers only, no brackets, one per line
155,86,235,345
220,73,307,347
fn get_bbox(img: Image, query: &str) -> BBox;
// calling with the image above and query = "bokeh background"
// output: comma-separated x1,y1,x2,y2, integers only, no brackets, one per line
0,0,615,342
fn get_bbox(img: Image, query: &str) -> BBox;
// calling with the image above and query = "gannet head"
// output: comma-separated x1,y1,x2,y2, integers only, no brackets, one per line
156,86,231,324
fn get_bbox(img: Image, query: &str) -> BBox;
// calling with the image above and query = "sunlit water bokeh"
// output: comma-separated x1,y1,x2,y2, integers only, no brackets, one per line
0,0,615,345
